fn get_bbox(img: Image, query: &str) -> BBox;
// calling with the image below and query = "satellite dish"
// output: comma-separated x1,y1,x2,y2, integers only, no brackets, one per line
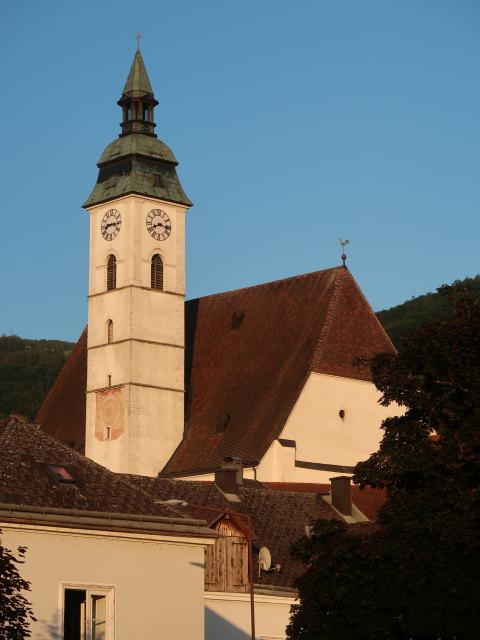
258,547,272,577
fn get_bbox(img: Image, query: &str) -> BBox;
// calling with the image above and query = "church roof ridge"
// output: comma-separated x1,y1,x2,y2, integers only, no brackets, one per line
344,267,397,354
188,266,344,303
309,266,348,371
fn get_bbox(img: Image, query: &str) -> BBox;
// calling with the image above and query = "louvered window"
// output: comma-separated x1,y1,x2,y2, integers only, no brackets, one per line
107,255,116,290
151,254,164,290
107,320,113,344
153,174,164,187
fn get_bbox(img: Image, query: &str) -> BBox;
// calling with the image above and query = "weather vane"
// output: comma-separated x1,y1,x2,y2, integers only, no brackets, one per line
340,238,350,267
135,32,142,50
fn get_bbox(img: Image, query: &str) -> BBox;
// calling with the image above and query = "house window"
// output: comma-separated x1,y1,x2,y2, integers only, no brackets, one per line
63,586,113,640
107,320,113,344
151,254,164,290
106,255,116,291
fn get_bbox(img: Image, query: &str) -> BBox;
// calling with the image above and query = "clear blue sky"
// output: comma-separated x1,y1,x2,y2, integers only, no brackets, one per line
1,1,479,341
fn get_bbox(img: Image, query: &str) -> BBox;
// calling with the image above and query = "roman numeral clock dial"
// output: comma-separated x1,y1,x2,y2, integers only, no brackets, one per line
146,209,171,241
101,209,121,241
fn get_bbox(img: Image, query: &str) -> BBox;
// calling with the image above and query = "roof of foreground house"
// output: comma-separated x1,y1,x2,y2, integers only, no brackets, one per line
36,266,394,474
0,416,378,590
0,415,184,520
124,474,344,589
264,482,387,521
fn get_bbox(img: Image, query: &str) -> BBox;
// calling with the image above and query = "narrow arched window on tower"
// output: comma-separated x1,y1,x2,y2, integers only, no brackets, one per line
107,255,117,290
151,254,164,290
107,320,113,344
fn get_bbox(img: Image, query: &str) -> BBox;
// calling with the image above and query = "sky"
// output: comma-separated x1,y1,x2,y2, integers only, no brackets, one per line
1,0,479,342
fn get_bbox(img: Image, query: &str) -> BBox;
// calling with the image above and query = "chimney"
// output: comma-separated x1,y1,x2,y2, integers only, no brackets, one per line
329,476,352,516
215,457,243,496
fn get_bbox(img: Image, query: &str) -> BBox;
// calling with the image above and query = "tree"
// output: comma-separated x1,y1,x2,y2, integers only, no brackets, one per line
0,538,36,639
287,285,480,640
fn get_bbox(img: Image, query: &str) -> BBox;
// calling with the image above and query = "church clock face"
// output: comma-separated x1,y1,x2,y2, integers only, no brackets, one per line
101,209,121,241
146,209,171,241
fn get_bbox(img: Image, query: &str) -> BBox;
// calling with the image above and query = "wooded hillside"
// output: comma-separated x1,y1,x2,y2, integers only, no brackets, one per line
0,335,73,420
376,274,480,349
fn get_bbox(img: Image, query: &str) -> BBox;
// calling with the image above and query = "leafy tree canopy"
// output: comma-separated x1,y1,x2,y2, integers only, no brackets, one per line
288,285,480,640
0,538,35,639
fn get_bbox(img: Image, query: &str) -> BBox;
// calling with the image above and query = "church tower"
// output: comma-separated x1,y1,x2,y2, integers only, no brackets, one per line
83,50,192,476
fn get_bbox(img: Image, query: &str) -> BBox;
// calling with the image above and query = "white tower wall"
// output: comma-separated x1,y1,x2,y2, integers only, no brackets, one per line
85,194,188,476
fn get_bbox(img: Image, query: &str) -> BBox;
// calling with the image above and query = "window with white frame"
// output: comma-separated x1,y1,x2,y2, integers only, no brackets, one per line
63,585,114,640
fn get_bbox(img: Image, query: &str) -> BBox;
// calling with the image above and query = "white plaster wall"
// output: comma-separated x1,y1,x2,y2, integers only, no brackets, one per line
256,372,400,483
87,288,184,349
130,287,184,343
126,384,184,475
1,524,209,640
86,383,184,476
86,341,184,392
85,194,188,476
205,591,293,640
87,196,185,296
129,341,184,389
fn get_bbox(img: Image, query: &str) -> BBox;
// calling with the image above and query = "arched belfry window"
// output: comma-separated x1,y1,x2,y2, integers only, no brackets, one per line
107,320,113,344
107,255,117,291
151,254,164,290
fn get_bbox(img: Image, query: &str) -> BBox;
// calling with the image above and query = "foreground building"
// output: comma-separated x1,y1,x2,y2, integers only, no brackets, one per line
0,416,216,640
0,416,384,640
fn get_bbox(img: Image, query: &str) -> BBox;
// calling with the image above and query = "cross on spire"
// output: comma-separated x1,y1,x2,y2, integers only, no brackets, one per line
135,32,142,50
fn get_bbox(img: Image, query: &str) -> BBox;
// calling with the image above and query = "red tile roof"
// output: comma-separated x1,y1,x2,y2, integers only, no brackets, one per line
36,267,395,474
166,267,394,474
0,416,181,518
265,482,387,520
125,475,342,588
0,416,374,590
35,327,87,452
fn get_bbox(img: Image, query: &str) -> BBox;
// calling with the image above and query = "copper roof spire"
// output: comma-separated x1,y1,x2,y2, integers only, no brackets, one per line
118,49,158,137
83,48,192,209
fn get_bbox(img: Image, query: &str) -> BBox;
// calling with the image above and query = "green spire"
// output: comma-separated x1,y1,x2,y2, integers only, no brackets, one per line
122,50,154,97
83,48,192,209
118,50,158,138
